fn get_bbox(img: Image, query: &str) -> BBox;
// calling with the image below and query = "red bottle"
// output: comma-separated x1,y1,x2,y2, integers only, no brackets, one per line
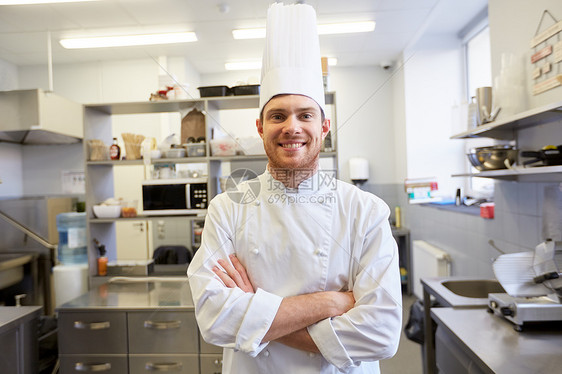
109,138,121,160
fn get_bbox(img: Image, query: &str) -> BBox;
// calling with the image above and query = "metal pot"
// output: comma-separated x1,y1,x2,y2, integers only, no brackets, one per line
467,145,518,171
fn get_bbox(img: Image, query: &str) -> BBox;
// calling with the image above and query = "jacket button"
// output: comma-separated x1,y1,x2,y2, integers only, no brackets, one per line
252,248,259,255
308,352,316,358
314,248,323,256
264,350,270,357
255,200,261,206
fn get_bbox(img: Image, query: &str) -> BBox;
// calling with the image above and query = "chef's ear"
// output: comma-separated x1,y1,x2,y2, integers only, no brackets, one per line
256,118,264,139
321,119,331,140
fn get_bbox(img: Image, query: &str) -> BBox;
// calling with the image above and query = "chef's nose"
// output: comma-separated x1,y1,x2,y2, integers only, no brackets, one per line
283,115,302,135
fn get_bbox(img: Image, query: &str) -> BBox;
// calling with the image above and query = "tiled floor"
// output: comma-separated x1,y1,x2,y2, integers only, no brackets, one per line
380,294,424,374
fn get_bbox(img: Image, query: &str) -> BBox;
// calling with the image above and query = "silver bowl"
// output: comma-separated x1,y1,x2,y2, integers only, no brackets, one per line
467,145,517,171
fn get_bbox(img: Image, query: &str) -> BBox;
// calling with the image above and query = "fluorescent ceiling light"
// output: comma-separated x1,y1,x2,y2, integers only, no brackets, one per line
60,32,197,49
232,21,375,40
317,21,375,35
232,28,266,40
225,61,262,71
226,58,337,71
0,0,97,4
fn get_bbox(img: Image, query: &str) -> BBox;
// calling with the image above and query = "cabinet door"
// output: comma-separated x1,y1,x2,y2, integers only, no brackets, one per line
58,311,127,354
129,355,199,374
59,355,128,374
115,220,149,260
128,311,198,354
0,328,17,373
200,354,224,374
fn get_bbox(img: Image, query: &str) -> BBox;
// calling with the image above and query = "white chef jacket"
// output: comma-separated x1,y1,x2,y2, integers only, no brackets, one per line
187,169,402,373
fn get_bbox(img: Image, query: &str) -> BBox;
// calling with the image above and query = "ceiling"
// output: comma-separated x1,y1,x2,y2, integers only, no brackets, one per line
0,0,488,74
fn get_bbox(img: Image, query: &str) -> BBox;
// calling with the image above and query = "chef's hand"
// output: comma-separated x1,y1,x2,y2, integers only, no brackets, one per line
212,254,254,293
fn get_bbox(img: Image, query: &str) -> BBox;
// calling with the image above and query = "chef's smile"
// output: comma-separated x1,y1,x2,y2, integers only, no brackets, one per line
281,142,306,150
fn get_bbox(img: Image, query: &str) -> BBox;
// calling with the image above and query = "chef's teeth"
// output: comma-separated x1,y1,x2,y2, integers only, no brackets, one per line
282,143,304,148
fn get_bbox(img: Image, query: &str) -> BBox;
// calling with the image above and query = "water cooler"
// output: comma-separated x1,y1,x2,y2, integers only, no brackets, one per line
53,213,88,307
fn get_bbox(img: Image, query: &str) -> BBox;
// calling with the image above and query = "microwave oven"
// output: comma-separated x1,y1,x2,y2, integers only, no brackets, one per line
142,178,208,215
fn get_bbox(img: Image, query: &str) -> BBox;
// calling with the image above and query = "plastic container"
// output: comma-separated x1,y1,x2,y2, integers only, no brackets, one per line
231,84,260,96
184,143,206,157
480,203,495,219
210,138,237,156
121,200,138,218
198,86,230,97
165,148,186,158
56,213,88,265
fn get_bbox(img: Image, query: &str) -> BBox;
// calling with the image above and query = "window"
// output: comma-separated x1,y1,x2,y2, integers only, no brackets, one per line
463,24,495,199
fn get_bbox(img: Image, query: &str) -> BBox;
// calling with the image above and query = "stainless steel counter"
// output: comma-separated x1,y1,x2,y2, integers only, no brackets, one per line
56,279,223,374
0,306,42,374
431,308,562,374
57,278,194,311
421,276,500,374
0,305,42,332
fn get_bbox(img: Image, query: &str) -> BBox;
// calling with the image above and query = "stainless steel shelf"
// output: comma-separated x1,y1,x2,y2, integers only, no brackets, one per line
452,165,562,181
87,159,144,166
151,157,207,164
85,99,204,115
450,100,562,140
85,92,336,114
89,213,207,223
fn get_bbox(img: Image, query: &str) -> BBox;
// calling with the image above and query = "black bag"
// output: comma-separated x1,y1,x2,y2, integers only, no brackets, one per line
404,299,426,345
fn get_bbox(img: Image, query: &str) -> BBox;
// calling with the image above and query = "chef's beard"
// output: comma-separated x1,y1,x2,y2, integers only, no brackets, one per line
265,142,321,188
265,142,320,170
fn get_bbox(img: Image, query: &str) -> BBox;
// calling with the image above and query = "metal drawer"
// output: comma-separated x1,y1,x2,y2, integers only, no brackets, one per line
200,354,223,374
58,312,127,354
128,311,198,354
129,355,199,373
59,355,128,373
199,335,223,354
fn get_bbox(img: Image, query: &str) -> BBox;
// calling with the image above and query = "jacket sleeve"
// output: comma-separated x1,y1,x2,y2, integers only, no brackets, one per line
307,201,402,371
187,197,283,356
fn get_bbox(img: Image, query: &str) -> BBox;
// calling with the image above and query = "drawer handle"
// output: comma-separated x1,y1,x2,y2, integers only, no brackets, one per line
144,320,181,330
74,321,111,330
75,362,112,372
145,362,183,371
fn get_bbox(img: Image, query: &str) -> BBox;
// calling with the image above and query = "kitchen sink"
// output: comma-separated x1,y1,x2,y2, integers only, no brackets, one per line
0,254,34,290
441,279,505,298
422,277,507,308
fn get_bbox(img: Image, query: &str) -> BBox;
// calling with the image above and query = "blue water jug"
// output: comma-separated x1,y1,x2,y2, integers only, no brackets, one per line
56,212,88,265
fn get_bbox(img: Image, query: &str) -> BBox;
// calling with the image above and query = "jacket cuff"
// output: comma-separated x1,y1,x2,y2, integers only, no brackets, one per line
308,318,353,371
236,288,283,357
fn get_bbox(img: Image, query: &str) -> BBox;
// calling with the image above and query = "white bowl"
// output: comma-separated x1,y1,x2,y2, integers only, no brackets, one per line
149,149,162,159
93,205,122,218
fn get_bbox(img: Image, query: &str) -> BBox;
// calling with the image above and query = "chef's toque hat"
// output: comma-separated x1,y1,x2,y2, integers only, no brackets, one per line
259,3,325,115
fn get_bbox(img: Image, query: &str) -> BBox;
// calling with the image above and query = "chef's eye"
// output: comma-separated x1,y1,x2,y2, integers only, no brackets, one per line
301,113,314,120
270,114,284,121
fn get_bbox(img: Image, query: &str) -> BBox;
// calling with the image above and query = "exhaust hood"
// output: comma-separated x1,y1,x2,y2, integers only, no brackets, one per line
0,89,83,145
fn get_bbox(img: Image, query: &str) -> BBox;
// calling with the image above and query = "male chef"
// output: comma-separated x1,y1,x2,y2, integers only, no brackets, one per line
187,3,402,373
